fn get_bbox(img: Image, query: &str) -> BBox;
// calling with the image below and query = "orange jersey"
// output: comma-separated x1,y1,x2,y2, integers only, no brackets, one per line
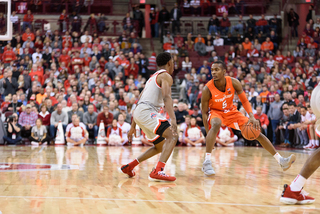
206,76,237,113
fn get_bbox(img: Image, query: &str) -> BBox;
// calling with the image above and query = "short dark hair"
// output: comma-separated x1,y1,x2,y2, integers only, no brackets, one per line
213,60,226,70
301,106,307,111
156,52,172,67
289,103,296,107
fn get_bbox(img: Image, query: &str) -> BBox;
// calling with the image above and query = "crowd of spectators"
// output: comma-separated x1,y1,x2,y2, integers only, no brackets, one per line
0,6,319,149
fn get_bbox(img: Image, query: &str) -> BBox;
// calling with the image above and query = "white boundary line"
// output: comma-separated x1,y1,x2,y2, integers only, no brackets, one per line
0,195,318,209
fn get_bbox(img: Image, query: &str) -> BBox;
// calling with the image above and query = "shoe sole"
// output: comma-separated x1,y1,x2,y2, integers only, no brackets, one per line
282,155,296,172
202,167,216,176
280,197,315,205
148,175,175,182
118,167,135,178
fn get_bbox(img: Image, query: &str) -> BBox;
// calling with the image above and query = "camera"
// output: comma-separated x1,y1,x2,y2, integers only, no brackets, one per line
8,115,16,123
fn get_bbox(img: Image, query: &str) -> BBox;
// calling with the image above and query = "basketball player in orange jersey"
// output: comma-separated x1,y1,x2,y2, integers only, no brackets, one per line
201,61,296,175
279,84,320,205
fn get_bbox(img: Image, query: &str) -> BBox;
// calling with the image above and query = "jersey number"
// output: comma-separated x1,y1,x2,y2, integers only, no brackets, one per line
222,100,227,109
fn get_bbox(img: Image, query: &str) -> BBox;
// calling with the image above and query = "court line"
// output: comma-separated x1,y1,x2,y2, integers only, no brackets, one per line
0,195,318,209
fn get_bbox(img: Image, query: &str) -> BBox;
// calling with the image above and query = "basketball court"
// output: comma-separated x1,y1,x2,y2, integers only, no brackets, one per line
0,146,317,214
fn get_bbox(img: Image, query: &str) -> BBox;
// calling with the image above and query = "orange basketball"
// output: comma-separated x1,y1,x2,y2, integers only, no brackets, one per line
240,123,260,141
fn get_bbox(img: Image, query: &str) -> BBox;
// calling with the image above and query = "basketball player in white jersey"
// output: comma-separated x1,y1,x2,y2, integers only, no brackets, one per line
280,84,320,204
120,52,178,182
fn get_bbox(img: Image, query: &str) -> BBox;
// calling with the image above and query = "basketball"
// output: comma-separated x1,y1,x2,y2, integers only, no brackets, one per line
240,123,261,141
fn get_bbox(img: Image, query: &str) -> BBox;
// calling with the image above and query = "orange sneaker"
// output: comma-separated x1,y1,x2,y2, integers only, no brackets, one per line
120,164,135,178
280,184,315,205
148,168,176,182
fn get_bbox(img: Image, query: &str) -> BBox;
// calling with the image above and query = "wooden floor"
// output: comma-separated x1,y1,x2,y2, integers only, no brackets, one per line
0,146,319,214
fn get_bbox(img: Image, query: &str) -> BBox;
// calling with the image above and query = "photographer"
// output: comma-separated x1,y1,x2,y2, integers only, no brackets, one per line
3,113,22,144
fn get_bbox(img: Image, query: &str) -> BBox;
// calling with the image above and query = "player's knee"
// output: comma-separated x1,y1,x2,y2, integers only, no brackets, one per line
210,118,222,131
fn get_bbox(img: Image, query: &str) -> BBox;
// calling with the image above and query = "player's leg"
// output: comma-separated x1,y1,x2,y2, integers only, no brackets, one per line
137,139,164,162
203,117,222,176
228,110,296,171
280,148,320,204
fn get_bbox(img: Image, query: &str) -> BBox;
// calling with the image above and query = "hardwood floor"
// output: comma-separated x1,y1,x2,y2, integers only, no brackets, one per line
0,145,318,214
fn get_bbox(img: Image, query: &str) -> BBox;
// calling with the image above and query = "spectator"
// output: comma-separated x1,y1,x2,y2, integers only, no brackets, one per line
242,38,252,51
269,14,281,32
158,6,170,42
261,37,274,53
293,46,303,57
97,13,108,33
184,117,205,146
29,118,51,145
66,117,88,146
67,102,84,123
254,106,269,135
208,15,220,35
313,18,320,30
50,103,68,138
117,114,130,145
22,10,34,31
7,94,22,113
268,94,284,144
106,119,124,146
182,57,192,72
84,13,98,32
10,11,19,32
220,13,231,35
139,54,149,79
247,14,256,30
306,5,314,23
175,102,188,125
255,14,269,34
147,52,157,75
97,105,113,131
3,70,18,96
69,11,82,32
213,34,224,46
282,103,301,147
287,8,299,38
2,47,17,65
296,106,309,147
18,104,37,137
194,39,207,56
216,124,237,147
133,5,145,38
304,23,314,37
83,104,98,140
3,113,21,144
170,3,182,35
38,104,51,128
305,44,315,57
231,15,244,35
190,0,201,16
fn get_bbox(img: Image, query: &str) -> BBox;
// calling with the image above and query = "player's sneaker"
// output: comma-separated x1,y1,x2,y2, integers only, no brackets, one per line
279,154,296,171
202,159,215,176
280,184,315,205
120,164,136,178
148,168,176,182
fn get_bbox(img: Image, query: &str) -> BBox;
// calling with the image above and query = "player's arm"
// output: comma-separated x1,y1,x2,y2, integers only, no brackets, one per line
231,78,259,129
201,86,211,134
159,72,177,133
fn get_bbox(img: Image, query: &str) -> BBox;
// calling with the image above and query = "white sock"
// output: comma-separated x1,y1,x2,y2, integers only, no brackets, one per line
309,140,312,145
311,140,315,146
316,140,319,146
273,152,282,164
205,153,211,161
290,174,307,191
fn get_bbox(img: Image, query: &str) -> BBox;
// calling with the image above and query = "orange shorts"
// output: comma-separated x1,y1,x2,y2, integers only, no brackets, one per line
208,110,249,130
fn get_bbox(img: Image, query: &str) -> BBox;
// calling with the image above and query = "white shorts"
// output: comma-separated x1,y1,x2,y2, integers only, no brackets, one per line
133,103,171,145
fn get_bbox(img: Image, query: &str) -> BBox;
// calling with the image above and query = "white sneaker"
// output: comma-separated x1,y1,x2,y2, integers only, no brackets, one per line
31,141,39,146
67,142,74,147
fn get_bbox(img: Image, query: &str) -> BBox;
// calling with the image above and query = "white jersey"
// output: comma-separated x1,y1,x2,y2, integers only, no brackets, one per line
138,69,167,111
118,122,131,143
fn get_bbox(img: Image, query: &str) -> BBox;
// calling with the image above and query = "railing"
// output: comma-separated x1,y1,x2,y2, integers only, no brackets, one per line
14,0,113,15
181,2,281,17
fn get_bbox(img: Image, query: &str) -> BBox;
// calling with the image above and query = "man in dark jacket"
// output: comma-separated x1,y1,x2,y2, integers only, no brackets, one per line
158,6,170,42
133,5,145,38
287,8,299,37
283,103,301,147
3,70,18,96
246,14,256,30
208,14,220,35
123,13,133,32
170,3,182,35
139,54,149,79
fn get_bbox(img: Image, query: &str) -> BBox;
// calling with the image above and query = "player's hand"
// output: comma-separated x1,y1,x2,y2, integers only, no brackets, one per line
247,116,260,130
171,121,178,136
127,128,136,143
